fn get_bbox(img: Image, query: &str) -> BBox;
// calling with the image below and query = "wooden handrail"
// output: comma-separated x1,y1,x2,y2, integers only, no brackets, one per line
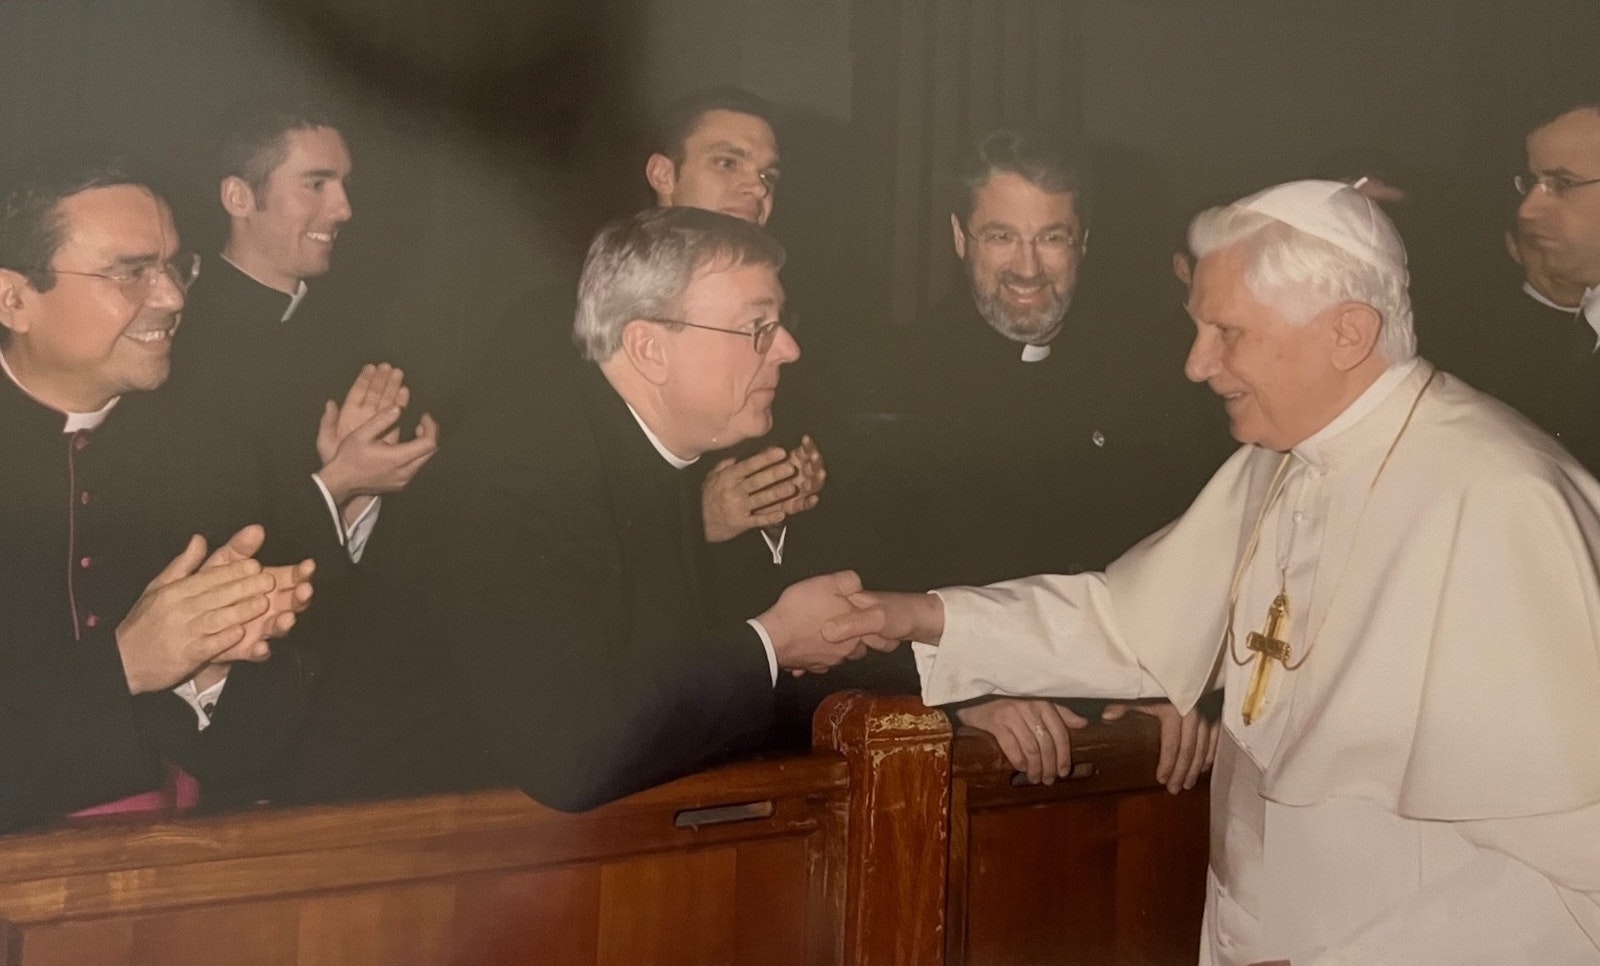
0,693,1205,966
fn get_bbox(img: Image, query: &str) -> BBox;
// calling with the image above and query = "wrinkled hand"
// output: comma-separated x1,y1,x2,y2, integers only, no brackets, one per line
317,363,409,464
702,446,801,542
116,534,281,695
955,697,1088,785
759,570,894,674
821,589,945,652
317,403,440,507
1101,700,1218,794
770,436,825,511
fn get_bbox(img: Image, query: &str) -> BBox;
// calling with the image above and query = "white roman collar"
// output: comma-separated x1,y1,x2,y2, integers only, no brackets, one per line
1020,343,1051,363
220,253,308,322
0,347,119,432
1292,358,1421,464
625,402,698,469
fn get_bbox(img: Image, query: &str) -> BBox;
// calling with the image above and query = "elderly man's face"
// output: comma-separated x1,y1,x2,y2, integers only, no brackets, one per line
1519,107,1600,290
649,110,780,226
1184,244,1345,451
0,185,185,411
659,260,798,455
952,173,1083,344
231,126,353,290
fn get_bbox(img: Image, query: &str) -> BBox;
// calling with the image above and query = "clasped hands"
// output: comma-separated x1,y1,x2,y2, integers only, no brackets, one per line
117,524,314,696
316,363,440,518
702,436,825,543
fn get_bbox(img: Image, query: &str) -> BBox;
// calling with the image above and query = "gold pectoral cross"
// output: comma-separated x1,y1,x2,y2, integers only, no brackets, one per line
1241,592,1292,726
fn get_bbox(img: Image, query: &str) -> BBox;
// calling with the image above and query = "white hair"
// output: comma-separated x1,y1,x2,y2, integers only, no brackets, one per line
1187,205,1417,364
574,207,785,362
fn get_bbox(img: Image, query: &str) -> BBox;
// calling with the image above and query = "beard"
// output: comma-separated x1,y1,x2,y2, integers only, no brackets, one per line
970,270,1072,344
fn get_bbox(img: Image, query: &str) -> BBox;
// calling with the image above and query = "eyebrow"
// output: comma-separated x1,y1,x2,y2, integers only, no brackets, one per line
106,252,164,269
704,142,780,167
972,219,1078,233
298,168,345,181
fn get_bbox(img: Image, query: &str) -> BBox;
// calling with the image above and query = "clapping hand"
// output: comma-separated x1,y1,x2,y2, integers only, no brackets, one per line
316,363,440,512
116,526,313,695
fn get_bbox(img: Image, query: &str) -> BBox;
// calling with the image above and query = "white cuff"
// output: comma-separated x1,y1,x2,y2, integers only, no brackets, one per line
310,474,383,562
746,618,779,686
344,495,382,562
171,675,227,730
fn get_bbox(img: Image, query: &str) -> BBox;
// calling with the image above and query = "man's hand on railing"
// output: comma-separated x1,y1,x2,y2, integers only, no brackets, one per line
954,697,1088,785
1101,700,1218,794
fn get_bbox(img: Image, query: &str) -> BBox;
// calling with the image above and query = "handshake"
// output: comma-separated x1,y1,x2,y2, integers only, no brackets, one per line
754,571,946,675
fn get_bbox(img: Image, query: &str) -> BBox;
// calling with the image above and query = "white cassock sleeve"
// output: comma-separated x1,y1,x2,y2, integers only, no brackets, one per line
1300,802,1600,964
915,576,1168,705
915,446,1260,712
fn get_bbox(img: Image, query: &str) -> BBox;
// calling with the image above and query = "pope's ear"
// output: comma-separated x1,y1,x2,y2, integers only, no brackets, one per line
1328,301,1383,371
618,318,672,385
220,175,258,219
0,268,34,337
950,213,967,260
644,153,678,206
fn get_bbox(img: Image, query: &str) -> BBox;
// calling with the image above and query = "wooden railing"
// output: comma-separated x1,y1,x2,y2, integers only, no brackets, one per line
0,693,1206,965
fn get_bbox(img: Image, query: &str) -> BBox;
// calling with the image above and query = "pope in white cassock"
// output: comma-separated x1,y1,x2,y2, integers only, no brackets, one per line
829,180,1600,965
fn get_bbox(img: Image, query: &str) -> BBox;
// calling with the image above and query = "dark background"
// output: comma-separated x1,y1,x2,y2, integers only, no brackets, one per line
1,0,1595,404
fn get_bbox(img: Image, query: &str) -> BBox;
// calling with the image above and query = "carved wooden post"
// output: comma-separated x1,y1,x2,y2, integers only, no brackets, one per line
814,691,953,966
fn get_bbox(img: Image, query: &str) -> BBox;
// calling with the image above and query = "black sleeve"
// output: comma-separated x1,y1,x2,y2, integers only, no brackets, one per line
0,631,160,833
421,445,774,812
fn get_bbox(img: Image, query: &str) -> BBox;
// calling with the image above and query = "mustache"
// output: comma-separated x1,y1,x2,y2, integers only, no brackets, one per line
998,272,1053,286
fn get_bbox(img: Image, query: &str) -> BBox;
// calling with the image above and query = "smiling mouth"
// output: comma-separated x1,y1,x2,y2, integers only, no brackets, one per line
306,230,337,244
124,328,175,344
124,318,180,344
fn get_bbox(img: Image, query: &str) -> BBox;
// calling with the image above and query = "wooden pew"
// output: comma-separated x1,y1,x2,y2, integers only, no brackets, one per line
0,693,1206,965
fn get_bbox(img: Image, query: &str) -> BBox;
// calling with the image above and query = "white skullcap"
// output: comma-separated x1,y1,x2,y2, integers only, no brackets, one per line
1233,179,1408,271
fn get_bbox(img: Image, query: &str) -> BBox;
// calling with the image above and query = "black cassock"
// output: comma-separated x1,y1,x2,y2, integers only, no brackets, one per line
0,373,339,832
285,328,777,811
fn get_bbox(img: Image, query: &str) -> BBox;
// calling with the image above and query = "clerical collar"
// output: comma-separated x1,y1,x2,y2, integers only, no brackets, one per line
1582,286,1600,350
1020,343,1051,363
1522,280,1580,313
220,253,308,322
1292,358,1420,466
0,347,119,432
624,402,698,469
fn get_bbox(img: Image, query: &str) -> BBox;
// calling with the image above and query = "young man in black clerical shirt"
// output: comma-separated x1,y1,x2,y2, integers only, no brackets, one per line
163,103,438,568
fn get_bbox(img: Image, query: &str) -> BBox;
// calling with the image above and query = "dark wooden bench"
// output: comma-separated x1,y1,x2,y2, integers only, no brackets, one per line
0,693,1206,965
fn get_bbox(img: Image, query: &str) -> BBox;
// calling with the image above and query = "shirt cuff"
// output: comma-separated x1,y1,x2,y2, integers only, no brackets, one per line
344,495,382,562
759,525,787,565
310,474,383,562
172,675,227,730
746,618,779,686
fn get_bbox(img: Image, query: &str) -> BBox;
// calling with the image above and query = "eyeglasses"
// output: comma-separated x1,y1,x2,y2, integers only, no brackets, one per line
962,226,1085,258
643,315,786,354
51,252,201,301
1514,172,1600,200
